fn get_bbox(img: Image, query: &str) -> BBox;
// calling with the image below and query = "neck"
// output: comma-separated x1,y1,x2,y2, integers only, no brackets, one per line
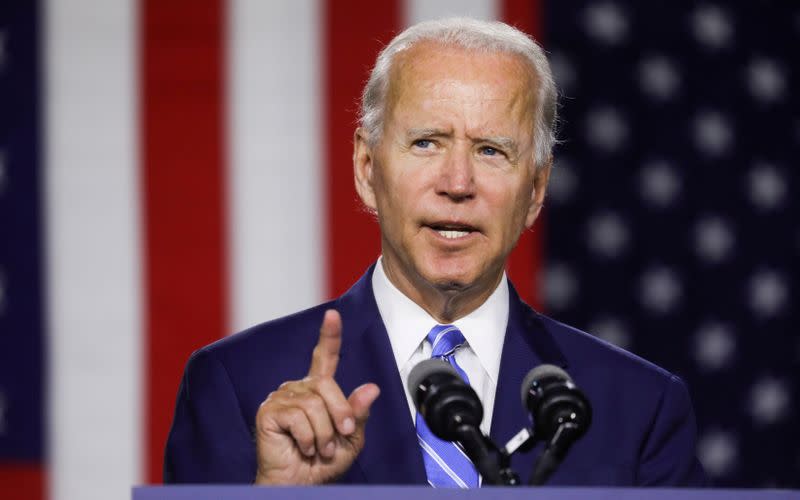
380,257,503,324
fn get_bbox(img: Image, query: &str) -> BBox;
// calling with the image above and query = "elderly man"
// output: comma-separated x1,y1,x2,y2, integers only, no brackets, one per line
164,18,707,487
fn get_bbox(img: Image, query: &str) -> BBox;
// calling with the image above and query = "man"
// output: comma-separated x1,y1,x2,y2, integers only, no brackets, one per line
164,18,707,486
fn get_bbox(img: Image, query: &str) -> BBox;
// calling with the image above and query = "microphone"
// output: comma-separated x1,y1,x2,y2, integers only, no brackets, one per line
520,364,592,485
408,359,504,485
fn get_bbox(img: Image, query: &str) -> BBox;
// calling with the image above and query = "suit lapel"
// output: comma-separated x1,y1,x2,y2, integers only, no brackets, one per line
334,266,427,484
332,269,567,485
490,283,567,483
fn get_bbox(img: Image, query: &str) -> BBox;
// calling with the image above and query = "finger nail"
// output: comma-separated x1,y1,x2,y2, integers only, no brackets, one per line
305,445,316,456
342,417,355,434
324,441,336,457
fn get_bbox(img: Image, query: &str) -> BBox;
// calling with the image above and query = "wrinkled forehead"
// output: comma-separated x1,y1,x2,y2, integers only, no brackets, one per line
385,41,539,131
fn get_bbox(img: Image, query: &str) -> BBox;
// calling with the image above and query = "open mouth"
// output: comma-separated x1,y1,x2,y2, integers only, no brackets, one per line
426,222,478,240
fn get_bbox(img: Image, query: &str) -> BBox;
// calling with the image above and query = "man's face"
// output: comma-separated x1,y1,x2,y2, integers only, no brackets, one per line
355,42,550,299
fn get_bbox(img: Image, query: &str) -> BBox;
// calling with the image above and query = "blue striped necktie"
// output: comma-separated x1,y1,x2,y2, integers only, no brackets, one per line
415,324,479,488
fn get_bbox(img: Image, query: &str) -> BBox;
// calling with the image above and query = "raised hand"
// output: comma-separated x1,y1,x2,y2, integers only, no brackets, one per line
254,309,380,485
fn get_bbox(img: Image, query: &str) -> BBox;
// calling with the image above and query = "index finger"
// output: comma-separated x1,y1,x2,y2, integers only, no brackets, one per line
308,309,343,378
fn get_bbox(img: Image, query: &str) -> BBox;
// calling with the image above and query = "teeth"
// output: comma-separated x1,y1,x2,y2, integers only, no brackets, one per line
437,229,470,239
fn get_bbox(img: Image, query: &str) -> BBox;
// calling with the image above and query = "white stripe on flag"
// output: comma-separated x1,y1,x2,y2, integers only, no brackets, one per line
228,0,324,332
404,0,498,26
44,1,141,499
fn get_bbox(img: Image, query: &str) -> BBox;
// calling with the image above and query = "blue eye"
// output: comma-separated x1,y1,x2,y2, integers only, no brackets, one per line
481,146,499,156
413,139,432,149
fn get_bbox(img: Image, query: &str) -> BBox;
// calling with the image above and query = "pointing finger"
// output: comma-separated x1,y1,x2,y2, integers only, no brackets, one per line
308,309,343,378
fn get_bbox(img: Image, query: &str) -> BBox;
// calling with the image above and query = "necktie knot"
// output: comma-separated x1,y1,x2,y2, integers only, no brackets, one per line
427,324,466,359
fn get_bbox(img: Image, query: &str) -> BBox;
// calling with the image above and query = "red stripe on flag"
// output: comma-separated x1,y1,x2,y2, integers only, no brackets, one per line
503,0,544,310
141,0,229,483
325,0,401,298
0,464,44,500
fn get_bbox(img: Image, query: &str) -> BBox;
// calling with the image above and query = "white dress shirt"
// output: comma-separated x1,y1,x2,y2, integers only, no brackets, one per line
371,257,509,435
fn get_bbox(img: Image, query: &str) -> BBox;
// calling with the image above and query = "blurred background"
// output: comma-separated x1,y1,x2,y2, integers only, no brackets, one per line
0,0,797,498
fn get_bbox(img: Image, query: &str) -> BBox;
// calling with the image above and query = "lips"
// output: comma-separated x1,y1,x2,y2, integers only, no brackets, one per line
424,221,480,240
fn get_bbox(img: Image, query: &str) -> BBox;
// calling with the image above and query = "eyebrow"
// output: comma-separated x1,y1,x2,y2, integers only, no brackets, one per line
406,127,451,139
479,136,519,155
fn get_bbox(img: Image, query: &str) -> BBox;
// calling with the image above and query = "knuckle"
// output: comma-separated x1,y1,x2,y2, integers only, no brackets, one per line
301,393,327,414
304,375,326,392
285,406,305,423
277,381,296,391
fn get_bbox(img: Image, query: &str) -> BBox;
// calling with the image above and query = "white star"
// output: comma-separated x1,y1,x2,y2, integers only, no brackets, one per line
542,263,578,311
749,270,788,318
694,216,734,263
748,58,786,103
692,5,733,49
587,316,631,350
549,51,577,94
587,212,629,258
693,322,736,371
639,160,682,208
639,56,680,100
698,430,738,477
585,106,629,152
748,163,786,211
749,377,791,425
640,267,682,314
548,158,578,204
693,111,733,156
583,2,629,45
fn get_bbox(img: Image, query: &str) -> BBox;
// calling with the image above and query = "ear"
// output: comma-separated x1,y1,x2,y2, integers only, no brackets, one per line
524,156,553,228
353,128,378,212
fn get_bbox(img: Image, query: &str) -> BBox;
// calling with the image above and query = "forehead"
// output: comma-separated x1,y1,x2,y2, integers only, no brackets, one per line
386,41,538,129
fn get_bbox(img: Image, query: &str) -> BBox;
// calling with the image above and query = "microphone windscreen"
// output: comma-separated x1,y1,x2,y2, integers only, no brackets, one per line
520,364,572,407
407,359,459,407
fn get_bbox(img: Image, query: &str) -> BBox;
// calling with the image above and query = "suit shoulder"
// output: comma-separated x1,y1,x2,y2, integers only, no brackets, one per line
192,300,337,366
536,313,679,386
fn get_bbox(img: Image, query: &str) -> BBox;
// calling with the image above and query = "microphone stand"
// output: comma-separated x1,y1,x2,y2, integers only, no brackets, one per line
527,422,582,486
453,424,520,486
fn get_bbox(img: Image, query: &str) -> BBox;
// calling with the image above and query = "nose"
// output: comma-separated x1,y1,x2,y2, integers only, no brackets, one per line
435,144,476,201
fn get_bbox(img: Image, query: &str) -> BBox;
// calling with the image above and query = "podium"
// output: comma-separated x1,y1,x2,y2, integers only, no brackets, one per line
133,485,799,500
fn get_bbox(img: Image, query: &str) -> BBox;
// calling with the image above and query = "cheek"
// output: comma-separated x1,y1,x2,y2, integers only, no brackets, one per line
484,181,532,237
383,169,430,210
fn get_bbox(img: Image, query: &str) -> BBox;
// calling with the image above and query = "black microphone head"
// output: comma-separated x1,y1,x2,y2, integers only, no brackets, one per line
407,359,459,407
520,364,572,408
521,364,592,445
407,358,483,441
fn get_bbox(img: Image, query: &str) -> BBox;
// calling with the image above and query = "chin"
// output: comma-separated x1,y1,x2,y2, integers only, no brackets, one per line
417,259,480,292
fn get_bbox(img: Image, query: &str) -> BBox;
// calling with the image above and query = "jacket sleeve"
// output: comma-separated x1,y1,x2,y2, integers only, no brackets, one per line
637,374,709,486
163,348,257,483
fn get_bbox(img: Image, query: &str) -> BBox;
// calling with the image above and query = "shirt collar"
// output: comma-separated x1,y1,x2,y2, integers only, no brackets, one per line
372,257,509,383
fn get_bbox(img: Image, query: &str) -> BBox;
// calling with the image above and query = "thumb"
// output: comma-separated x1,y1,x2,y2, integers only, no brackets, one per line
348,383,380,422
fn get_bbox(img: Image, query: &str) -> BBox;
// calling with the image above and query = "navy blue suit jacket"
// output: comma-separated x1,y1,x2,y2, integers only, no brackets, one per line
164,266,707,485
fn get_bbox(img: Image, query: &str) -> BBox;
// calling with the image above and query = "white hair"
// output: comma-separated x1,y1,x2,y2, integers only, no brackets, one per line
359,17,558,168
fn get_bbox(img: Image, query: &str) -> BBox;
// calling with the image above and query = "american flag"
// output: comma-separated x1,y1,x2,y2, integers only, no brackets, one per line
0,1,796,499
542,0,798,489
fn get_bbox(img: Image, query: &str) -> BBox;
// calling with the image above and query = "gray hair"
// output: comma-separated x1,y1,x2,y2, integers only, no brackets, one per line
359,17,558,168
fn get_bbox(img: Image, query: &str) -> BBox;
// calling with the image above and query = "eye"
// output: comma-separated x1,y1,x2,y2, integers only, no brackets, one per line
412,139,433,149
479,146,502,157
